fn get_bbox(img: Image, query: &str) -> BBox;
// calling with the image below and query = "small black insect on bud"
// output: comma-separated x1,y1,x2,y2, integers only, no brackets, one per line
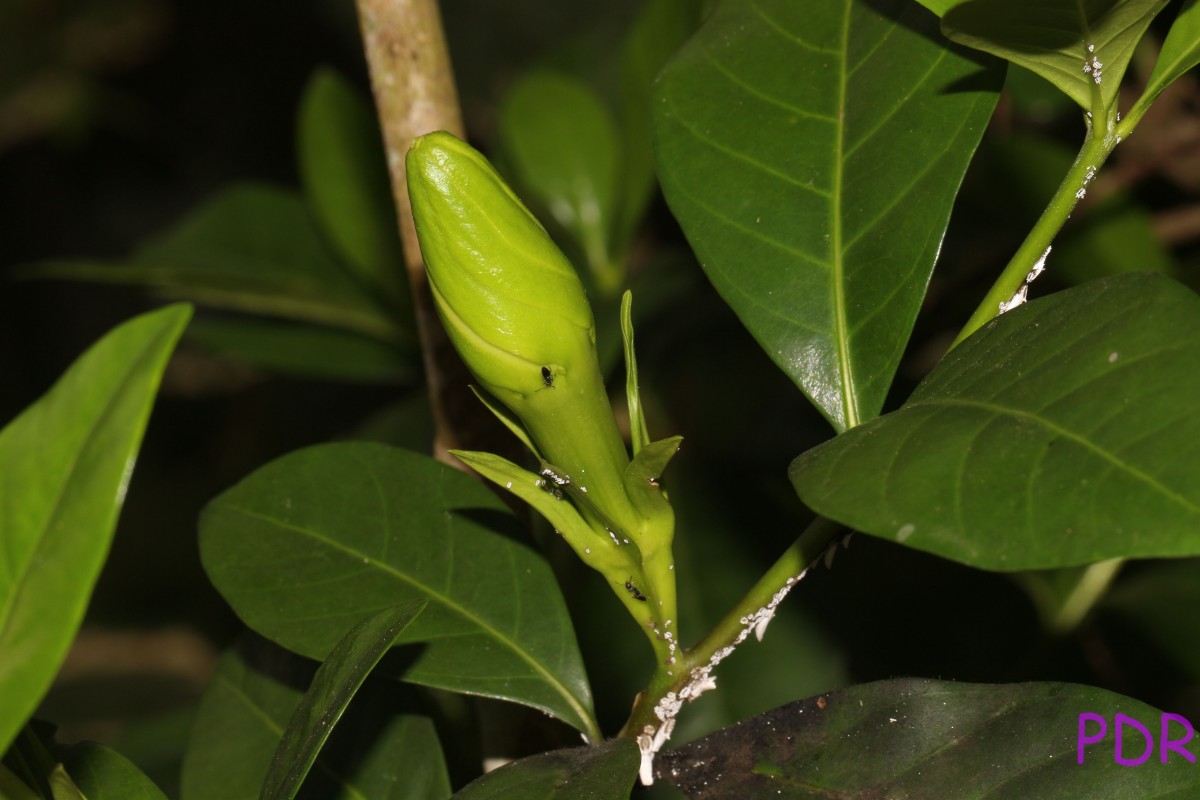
624,577,647,602
540,366,555,389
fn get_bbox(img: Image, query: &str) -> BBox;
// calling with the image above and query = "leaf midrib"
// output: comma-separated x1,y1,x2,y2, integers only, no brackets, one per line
217,504,594,732
832,0,859,430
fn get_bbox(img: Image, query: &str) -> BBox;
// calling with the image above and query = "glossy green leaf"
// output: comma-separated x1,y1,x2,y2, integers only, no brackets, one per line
23,185,401,343
1133,0,1200,120
657,678,1200,797
791,272,1200,571
297,67,407,305
185,315,417,384
451,739,639,800
498,71,620,287
654,0,1001,432
0,304,191,755
57,742,168,800
261,600,426,800
941,0,1169,111
182,639,450,800
199,442,598,737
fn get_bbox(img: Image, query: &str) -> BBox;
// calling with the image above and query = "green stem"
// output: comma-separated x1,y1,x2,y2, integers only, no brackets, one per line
951,121,1115,349
618,515,844,739
1048,558,1124,635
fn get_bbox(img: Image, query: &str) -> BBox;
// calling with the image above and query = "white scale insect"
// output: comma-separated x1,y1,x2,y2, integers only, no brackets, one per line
998,245,1051,314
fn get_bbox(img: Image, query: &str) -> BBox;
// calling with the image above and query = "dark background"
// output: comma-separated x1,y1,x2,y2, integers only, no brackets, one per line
3,0,1200,794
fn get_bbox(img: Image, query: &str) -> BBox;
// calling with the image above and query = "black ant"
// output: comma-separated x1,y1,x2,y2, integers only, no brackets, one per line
624,577,647,602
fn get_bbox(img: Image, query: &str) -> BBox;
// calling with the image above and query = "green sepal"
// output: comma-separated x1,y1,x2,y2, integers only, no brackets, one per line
621,291,650,456
622,436,681,640
538,458,627,544
450,450,633,576
468,385,541,459
623,435,682,524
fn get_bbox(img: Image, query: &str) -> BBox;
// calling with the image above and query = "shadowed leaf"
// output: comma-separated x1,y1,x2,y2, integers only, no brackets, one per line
451,739,639,800
181,639,450,800
658,679,1200,798
261,601,427,800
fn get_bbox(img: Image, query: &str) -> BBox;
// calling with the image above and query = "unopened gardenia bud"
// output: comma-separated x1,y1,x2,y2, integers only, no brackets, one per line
408,132,594,399
407,132,638,536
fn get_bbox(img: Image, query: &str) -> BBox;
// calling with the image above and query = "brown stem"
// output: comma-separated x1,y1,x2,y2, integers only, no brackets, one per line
354,0,483,467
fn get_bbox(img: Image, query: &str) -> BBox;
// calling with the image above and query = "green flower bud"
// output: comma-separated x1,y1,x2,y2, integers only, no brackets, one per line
407,132,638,537
408,132,594,399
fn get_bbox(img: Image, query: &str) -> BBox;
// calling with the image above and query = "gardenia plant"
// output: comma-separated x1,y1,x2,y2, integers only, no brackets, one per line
2,0,1200,798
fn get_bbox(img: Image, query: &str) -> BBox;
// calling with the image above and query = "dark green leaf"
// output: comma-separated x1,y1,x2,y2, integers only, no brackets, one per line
657,678,1200,798
942,0,1168,111
498,71,620,286
181,639,450,800
23,185,401,343
199,443,598,737
57,742,168,800
451,739,639,800
0,305,191,754
654,0,1001,431
262,600,427,800
185,315,416,384
1133,0,1200,120
791,273,1200,571
296,68,407,306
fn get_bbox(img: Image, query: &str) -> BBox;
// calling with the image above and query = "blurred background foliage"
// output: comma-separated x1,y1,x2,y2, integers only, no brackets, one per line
4,0,1200,795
